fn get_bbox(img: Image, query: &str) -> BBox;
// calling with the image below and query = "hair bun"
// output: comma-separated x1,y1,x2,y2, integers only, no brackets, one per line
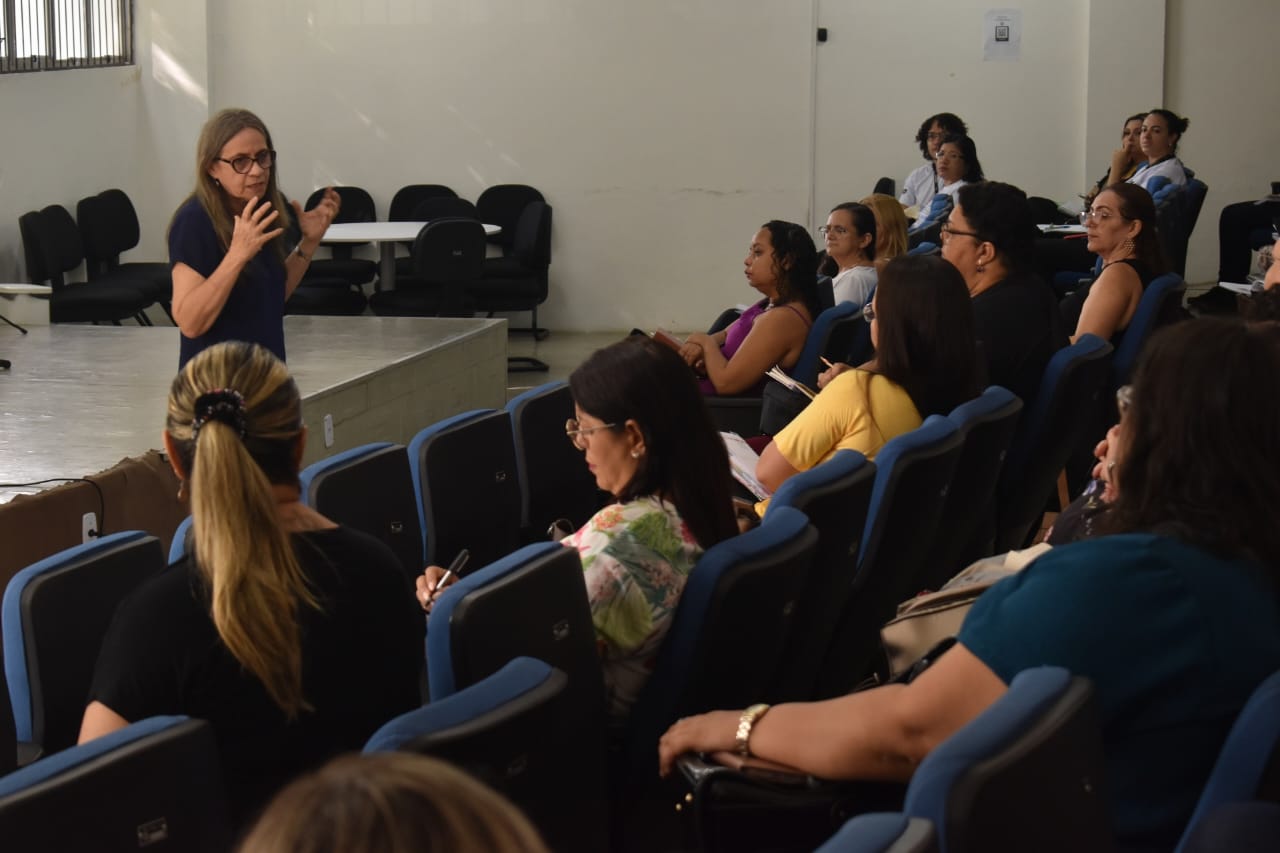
192,388,248,439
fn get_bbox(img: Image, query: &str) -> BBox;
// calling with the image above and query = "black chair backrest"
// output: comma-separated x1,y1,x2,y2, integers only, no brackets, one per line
917,387,1024,590
411,218,488,286
505,382,602,539
304,444,424,581
995,336,1113,552
0,717,231,853
309,186,376,259
0,660,14,775
7,533,165,753
93,189,143,261
816,418,965,697
414,410,523,567
764,451,876,702
508,200,552,270
18,211,48,285
76,194,113,275
476,184,545,250
37,205,86,283
411,197,479,221
872,176,896,196
389,184,458,221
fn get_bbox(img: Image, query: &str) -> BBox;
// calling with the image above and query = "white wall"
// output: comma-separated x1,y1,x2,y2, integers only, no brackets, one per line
0,0,1274,324
1165,0,1280,284
0,0,208,283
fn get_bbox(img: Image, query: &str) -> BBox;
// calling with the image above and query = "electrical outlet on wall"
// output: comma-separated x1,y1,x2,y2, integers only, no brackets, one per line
82,512,98,543
323,414,334,448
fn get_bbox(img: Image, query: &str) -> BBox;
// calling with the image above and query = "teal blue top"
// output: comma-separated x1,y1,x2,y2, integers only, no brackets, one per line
959,534,1280,851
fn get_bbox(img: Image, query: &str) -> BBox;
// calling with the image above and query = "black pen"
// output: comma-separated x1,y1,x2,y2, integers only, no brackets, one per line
430,548,469,601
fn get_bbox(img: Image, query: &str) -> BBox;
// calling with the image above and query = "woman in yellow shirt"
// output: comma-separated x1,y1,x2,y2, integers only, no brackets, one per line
756,255,982,493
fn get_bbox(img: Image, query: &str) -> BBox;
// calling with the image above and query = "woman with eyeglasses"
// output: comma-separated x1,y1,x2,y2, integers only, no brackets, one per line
168,108,341,368
679,221,821,396
819,203,878,307
755,255,981,498
940,181,1067,406
1062,184,1169,342
899,112,969,212
908,133,984,239
418,336,737,722
661,318,1280,852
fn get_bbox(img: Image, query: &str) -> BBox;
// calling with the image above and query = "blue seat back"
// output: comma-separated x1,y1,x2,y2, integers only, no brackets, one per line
765,450,876,701
168,515,193,565
792,301,861,388
995,334,1113,552
299,441,423,580
917,387,1023,590
1111,273,1185,389
815,417,964,697
366,657,600,852
505,381,602,539
816,813,938,852
409,409,522,567
625,506,818,776
1174,669,1280,852
904,667,1111,853
2,531,163,752
0,715,229,852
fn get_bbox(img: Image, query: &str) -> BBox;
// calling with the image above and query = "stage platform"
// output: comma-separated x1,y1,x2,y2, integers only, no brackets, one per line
0,316,507,583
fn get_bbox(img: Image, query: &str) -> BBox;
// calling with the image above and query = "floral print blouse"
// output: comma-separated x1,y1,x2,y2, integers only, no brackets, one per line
563,495,703,722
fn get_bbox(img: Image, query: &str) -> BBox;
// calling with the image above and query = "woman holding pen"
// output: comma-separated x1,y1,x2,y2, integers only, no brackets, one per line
419,336,737,722
755,255,982,497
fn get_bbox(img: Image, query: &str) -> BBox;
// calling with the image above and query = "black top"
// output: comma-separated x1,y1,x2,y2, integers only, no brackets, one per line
972,272,1068,407
169,196,287,369
1058,258,1155,336
89,526,424,824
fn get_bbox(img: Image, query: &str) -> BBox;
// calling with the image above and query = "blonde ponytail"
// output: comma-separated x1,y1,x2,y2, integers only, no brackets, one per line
168,342,318,718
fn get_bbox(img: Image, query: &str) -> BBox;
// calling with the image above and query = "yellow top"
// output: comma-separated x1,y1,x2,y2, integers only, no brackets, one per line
757,369,922,515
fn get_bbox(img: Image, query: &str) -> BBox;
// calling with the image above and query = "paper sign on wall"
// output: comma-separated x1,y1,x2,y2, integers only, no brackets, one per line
983,9,1021,62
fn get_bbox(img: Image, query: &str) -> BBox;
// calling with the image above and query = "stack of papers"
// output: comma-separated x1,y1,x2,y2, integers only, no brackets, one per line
720,432,771,500
765,366,815,400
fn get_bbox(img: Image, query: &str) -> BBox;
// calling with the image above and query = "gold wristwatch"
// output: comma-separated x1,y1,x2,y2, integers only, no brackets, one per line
735,703,771,756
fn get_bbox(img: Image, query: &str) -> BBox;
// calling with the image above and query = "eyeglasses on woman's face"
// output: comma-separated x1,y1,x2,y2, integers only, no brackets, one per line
216,149,276,175
1079,207,1126,225
940,221,984,242
565,418,618,450
818,225,851,237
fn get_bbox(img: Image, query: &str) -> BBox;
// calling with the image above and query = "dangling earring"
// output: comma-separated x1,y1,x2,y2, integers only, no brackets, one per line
1121,237,1136,255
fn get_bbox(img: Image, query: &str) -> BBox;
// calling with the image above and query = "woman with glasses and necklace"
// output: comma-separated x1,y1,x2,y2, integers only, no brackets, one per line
940,181,1067,407
169,108,341,368
418,336,737,723
1062,184,1168,342
819,203,878,308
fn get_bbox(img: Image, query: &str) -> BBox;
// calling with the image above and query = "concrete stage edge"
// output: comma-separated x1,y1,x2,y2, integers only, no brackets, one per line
0,316,507,583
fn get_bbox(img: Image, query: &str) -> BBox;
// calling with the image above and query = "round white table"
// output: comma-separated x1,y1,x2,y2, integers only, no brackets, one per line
321,221,501,291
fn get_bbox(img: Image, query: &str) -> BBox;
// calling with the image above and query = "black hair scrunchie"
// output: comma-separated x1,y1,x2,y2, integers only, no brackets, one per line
191,388,248,440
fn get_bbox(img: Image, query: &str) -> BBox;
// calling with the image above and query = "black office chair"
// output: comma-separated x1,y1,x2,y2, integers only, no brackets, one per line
394,197,480,275
77,189,174,321
298,442,423,581
470,200,554,370
369,218,487,317
814,417,965,698
2,531,165,756
20,207,153,325
303,185,379,287
872,177,896,197
0,716,231,853
505,381,604,541
408,409,523,568
476,183,545,253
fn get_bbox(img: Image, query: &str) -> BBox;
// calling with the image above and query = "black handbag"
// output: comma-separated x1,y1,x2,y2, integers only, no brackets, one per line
759,381,812,436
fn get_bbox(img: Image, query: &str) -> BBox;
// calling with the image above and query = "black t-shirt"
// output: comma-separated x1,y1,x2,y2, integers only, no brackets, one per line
89,526,424,824
972,272,1068,406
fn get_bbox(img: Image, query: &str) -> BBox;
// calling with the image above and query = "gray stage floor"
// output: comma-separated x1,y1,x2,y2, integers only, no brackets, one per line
0,316,509,503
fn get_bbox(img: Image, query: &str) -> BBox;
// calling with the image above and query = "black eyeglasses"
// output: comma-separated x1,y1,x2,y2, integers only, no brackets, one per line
940,222,984,241
565,418,618,450
216,150,276,174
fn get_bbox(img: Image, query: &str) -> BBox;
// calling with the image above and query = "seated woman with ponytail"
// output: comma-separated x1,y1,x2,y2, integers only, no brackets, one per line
81,341,424,825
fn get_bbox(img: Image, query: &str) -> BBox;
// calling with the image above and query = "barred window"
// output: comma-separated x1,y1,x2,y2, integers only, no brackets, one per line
1,0,133,73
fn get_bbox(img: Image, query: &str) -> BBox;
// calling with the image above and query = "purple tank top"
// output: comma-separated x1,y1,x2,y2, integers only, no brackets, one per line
699,302,810,395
